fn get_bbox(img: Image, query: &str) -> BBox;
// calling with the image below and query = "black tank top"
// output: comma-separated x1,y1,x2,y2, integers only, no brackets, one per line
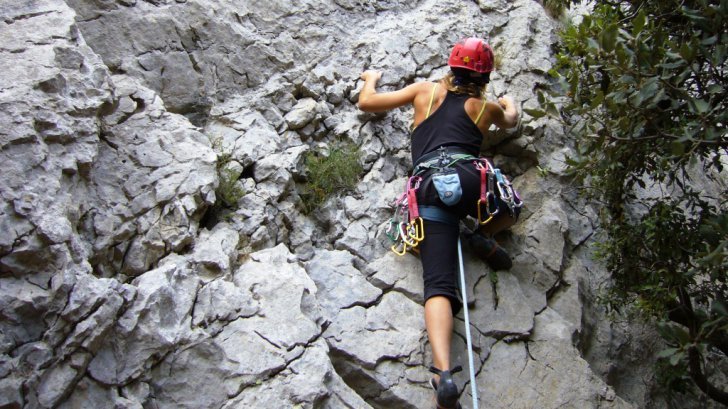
411,91,483,163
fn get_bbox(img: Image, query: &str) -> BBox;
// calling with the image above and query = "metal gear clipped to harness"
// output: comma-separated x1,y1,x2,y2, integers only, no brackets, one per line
384,148,522,257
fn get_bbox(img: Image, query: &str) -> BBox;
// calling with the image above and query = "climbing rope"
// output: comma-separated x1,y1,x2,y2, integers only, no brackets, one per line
457,236,478,409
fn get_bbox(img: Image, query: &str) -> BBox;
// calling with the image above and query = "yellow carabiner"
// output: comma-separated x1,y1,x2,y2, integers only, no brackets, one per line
399,222,419,247
477,199,494,225
391,240,408,256
409,217,425,242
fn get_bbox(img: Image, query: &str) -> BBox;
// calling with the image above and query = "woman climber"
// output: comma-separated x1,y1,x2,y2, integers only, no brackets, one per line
358,37,520,409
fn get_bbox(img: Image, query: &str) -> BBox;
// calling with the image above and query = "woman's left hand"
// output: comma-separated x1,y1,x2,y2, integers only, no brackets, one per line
360,70,382,83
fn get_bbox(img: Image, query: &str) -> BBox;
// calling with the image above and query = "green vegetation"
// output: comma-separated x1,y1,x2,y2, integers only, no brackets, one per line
211,137,245,209
493,42,507,71
535,0,727,404
543,0,569,18
301,142,363,214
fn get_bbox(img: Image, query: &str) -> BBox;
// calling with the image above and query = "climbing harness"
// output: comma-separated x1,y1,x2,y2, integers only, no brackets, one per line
384,146,522,256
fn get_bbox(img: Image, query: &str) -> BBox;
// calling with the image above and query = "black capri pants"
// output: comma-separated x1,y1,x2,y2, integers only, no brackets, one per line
415,160,519,315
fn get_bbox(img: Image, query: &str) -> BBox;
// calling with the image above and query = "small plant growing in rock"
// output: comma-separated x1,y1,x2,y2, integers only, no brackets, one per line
493,42,507,72
210,137,245,209
536,165,551,178
542,0,568,18
301,142,363,214
217,165,246,208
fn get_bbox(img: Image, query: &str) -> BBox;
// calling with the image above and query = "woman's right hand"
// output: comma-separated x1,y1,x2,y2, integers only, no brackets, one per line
497,95,515,110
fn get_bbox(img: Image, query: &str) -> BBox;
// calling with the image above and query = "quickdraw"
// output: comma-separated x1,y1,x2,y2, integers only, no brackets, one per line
492,167,523,216
387,176,425,256
384,148,523,256
475,160,497,225
407,176,425,242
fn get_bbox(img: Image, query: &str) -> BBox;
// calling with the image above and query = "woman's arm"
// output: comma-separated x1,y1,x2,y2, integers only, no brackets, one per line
486,96,519,129
358,70,423,112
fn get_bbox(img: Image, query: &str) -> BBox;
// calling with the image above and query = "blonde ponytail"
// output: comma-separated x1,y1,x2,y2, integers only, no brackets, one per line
441,72,487,99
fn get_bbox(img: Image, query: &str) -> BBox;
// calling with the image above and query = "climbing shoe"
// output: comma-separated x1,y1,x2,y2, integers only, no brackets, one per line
429,365,463,409
468,231,512,271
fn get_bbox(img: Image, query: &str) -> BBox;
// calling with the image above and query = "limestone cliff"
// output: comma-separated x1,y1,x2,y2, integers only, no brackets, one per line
0,1,673,408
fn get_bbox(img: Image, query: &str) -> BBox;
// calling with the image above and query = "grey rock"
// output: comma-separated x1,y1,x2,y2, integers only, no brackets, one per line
0,375,24,408
36,352,91,408
472,337,633,409
233,244,323,348
149,319,290,408
334,217,376,260
190,224,240,275
221,339,372,409
191,278,258,330
57,377,142,409
305,249,382,321
471,272,534,340
324,291,424,369
0,277,50,352
368,251,424,304
87,260,200,385
284,97,320,130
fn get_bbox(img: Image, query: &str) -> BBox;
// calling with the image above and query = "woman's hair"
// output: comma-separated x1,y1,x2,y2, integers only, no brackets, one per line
441,69,488,98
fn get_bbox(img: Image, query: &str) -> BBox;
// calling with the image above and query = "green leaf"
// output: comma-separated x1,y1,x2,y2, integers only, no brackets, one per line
689,99,710,114
712,299,728,317
589,92,604,109
701,35,718,46
523,108,546,119
669,351,685,366
599,24,619,52
620,74,636,84
587,38,600,51
681,6,709,24
657,322,692,345
707,83,723,94
674,326,691,345
628,91,644,107
656,347,680,359
639,77,660,99
632,11,646,36
679,42,695,61
546,103,560,117
714,44,726,66
659,61,686,69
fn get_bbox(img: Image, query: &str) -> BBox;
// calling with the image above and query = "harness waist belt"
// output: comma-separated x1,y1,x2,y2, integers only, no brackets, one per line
413,146,476,169
419,206,459,226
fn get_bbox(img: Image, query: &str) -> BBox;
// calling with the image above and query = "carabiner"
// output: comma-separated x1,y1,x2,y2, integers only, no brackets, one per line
408,217,425,242
477,198,494,225
497,182,512,203
408,175,422,191
486,191,499,216
385,219,399,243
391,240,408,256
512,189,523,208
399,222,418,247
474,159,490,173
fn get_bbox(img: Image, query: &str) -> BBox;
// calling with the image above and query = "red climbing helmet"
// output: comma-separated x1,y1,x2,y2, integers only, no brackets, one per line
447,37,494,74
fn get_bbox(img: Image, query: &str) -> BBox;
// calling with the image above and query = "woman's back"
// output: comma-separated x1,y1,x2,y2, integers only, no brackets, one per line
411,90,484,161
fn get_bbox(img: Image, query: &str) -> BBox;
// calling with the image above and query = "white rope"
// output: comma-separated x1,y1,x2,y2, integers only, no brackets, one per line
457,237,478,409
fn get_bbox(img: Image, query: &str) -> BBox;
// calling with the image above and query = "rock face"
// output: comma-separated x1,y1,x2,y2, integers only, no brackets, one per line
0,0,692,408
